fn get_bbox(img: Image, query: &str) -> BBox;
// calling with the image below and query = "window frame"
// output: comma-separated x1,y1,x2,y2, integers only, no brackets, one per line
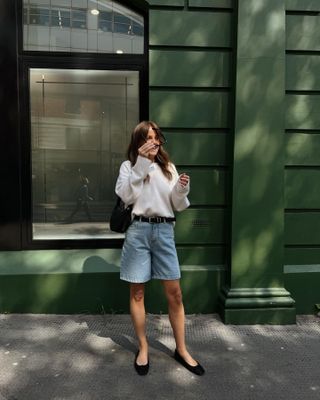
17,0,149,250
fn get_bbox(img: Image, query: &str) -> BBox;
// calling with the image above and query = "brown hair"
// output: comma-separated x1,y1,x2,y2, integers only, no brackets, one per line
127,121,173,180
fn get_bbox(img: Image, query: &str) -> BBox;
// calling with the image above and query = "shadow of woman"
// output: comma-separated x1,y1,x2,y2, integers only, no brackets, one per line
80,256,173,357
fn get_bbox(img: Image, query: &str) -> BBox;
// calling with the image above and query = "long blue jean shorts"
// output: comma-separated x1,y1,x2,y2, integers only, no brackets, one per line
120,220,181,283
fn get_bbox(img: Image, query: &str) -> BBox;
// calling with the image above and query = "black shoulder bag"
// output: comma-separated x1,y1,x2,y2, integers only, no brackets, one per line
109,196,133,233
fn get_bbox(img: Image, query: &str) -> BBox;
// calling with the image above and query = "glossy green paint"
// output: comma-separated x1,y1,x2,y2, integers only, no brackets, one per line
0,249,121,275
188,0,233,7
284,248,320,265
284,271,320,314
150,50,231,87
286,15,320,51
285,134,320,166
285,213,320,245
150,10,232,47
0,269,225,314
183,168,227,206
286,55,320,91
175,209,225,244
2,0,319,319
286,0,320,11
284,1,320,318
165,132,229,166
177,246,226,265
150,91,229,128
286,95,320,130
219,0,296,324
285,169,320,208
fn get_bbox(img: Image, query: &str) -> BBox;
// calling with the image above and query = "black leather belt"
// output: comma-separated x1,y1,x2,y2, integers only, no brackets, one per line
134,215,176,223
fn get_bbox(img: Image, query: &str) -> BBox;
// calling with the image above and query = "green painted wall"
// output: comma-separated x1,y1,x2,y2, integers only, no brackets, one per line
284,1,320,315
0,0,319,319
148,0,234,314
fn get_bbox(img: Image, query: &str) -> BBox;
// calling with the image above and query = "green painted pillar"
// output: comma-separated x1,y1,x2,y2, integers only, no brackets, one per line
219,0,296,324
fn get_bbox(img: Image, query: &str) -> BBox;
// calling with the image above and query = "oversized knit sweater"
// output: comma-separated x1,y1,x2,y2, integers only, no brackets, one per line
115,155,190,217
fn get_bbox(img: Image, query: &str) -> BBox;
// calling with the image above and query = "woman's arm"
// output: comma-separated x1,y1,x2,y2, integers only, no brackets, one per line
115,156,151,205
170,164,190,211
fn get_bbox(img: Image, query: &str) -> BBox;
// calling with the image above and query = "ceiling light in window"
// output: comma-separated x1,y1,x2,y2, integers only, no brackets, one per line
116,50,124,54
91,9,99,16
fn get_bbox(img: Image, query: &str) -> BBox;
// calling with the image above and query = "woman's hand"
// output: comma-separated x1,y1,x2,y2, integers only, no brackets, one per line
178,173,190,187
138,142,158,158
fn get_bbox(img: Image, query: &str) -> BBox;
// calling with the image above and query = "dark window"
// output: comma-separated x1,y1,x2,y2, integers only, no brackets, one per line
72,9,87,29
29,7,50,26
19,0,148,249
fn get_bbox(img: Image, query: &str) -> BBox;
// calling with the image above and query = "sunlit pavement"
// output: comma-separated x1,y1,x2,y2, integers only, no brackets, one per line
0,314,319,400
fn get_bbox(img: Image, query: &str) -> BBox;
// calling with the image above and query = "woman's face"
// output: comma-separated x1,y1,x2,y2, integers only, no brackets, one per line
144,126,161,160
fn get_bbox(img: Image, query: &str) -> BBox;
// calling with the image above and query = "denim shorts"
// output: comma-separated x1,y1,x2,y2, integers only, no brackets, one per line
120,220,181,283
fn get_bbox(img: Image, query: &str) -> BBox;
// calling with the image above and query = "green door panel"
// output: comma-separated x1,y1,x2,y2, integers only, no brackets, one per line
286,15,320,51
150,50,231,87
150,10,232,47
175,209,225,244
286,55,320,91
285,212,320,245
286,95,320,130
188,0,233,8
286,0,320,12
285,169,320,208
150,91,230,128
285,133,320,166
183,168,227,206
165,131,228,166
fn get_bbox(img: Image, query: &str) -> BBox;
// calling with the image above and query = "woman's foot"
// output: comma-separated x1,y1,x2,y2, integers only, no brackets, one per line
174,349,205,376
175,348,198,366
134,349,149,376
136,346,148,366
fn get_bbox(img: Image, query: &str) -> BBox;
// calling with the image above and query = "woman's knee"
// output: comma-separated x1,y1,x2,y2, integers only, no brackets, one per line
167,287,183,306
130,284,145,302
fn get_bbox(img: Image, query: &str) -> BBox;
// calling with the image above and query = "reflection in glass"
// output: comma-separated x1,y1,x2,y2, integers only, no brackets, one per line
23,0,144,54
29,68,139,240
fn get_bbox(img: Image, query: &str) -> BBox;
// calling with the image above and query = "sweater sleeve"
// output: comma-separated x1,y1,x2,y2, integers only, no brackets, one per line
170,163,190,212
115,156,152,205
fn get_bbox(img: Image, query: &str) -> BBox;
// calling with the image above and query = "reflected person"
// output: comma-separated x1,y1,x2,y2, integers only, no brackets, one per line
66,175,93,222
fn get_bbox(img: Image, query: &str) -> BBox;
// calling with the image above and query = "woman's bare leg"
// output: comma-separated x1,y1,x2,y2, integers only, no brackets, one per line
130,283,148,365
162,280,197,366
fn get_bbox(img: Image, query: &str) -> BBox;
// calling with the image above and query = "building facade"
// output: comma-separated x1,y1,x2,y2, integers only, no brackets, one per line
0,0,319,323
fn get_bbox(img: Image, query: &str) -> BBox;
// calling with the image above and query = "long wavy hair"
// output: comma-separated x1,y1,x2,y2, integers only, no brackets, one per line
127,121,173,180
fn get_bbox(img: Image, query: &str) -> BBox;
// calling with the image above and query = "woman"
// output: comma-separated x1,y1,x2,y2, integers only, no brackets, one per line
115,121,205,376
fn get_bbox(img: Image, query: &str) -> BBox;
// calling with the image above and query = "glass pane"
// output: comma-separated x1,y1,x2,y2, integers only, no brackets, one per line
114,13,130,24
24,7,28,24
133,22,143,36
98,20,112,32
29,68,139,240
23,0,144,53
51,9,71,27
51,16,71,28
99,11,112,21
114,22,130,35
72,9,87,29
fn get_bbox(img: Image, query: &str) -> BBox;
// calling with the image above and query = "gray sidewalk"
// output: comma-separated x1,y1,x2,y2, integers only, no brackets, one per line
0,313,319,400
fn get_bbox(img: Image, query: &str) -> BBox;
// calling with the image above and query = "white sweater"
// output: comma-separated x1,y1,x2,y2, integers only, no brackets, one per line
115,155,190,217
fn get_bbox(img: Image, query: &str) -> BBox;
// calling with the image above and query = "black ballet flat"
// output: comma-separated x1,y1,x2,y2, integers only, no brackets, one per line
134,351,149,376
174,349,205,376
